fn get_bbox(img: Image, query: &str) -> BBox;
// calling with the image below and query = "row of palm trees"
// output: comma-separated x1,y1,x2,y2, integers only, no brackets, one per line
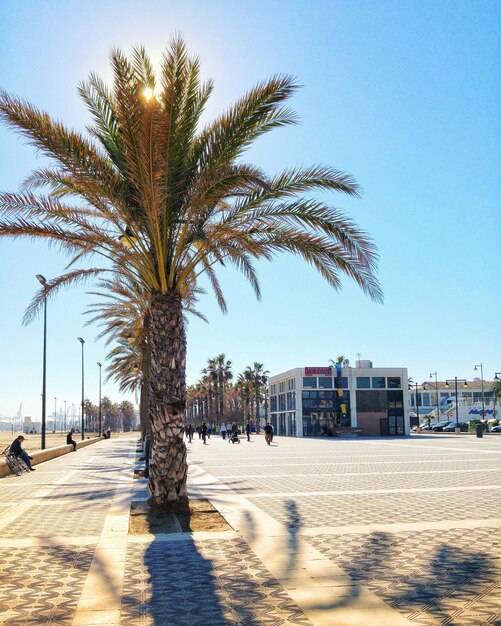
0,37,382,509
187,358,268,425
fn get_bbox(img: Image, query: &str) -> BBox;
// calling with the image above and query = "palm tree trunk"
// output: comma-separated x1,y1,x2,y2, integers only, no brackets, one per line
255,380,260,422
148,290,188,507
140,313,152,438
219,374,225,422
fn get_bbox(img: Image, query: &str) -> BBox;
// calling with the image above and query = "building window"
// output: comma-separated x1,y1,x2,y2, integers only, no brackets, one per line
303,377,317,389
270,396,277,412
422,392,430,406
278,394,286,411
318,376,333,389
279,381,285,393
271,384,276,395
357,377,370,389
473,392,483,403
334,376,348,389
387,390,403,409
356,389,387,411
372,376,386,389
287,378,295,391
287,391,296,410
387,377,401,388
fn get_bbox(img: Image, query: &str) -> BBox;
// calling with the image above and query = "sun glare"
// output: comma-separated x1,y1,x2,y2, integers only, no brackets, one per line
143,86,154,102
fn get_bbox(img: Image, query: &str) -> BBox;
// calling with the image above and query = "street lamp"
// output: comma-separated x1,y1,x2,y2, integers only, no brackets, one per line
474,363,485,420
36,273,48,450
77,337,85,440
64,400,67,432
429,372,440,425
97,362,102,436
445,377,468,429
54,396,57,432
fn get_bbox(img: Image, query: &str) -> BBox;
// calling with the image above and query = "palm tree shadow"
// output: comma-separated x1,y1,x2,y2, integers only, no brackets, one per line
307,531,497,622
133,537,267,626
284,499,301,575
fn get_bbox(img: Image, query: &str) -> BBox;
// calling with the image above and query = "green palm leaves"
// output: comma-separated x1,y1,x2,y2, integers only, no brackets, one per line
0,36,382,310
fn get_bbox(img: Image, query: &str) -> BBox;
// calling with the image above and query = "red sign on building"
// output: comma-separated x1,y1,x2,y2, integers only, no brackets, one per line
304,367,333,376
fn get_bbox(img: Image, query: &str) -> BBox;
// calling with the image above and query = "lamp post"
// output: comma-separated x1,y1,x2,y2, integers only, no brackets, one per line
54,396,57,432
445,377,468,429
77,337,85,440
36,274,48,450
474,363,485,421
97,362,102,436
429,372,440,425
64,400,67,433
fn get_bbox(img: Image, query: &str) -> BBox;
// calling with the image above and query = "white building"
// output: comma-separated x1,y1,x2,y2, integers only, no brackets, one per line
409,378,499,425
268,360,410,437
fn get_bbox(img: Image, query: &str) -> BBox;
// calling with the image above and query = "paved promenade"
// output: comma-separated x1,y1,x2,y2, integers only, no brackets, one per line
0,434,500,625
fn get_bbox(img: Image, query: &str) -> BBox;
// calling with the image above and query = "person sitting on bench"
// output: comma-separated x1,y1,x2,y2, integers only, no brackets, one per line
66,429,77,451
9,435,35,471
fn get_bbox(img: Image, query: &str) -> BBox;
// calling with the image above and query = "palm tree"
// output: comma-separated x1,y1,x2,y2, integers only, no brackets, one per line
202,358,219,422
492,378,501,420
0,38,382,507
236,371,253,422
215,354,233,423
246,362,269,422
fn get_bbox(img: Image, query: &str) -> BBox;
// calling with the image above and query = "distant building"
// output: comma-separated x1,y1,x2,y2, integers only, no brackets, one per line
409,378,498,424
268,360,409,437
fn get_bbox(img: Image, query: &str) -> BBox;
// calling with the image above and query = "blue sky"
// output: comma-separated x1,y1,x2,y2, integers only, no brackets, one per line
0,0,499,420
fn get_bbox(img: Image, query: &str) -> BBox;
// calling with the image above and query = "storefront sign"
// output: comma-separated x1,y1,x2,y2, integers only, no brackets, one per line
305,367,333,376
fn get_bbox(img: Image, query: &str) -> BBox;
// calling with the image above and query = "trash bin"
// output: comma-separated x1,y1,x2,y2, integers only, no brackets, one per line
475,424,483,438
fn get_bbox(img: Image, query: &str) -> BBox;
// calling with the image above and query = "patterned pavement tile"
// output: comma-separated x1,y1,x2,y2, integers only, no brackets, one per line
0,501,111,538
308,527,501,626
0,545,95,625
122,537,312,626
248,490,501,527
217,471,501,495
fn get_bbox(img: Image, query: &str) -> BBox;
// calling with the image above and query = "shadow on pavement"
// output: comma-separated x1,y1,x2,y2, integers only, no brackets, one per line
139,537,261,626
306,531,497,620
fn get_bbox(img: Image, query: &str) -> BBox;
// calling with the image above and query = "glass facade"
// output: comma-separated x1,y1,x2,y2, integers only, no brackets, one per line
387,377,402,388
318,376,333,389
278,393,286,411
270,368,407,438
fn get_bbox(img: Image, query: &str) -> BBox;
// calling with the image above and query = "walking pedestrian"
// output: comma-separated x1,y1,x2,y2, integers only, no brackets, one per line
264,422,273,446
246,422,251,442
201,422,207,444
220,423,227,440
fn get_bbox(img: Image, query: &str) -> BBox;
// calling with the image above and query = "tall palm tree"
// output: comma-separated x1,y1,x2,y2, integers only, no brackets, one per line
0,37,382,507
215,354,233,422
246,362,269,422
203,358,219,422
238,367,257,422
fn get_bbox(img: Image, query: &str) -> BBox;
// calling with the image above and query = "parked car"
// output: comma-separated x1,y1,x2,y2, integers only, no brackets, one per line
491,424,501,433
443,422,467,432
432,421,454,432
